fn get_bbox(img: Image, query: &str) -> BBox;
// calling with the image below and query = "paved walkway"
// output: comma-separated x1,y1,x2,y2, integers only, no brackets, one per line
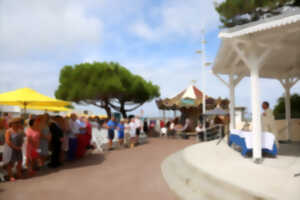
0,138,195,200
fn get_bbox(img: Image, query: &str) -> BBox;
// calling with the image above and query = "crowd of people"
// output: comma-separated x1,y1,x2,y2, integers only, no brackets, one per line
0,111,229,182
0,113,94,182
104,115,144,150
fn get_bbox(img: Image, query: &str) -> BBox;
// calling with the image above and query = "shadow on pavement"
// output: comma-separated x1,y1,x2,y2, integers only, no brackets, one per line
23,153,105,179
62,153,105,170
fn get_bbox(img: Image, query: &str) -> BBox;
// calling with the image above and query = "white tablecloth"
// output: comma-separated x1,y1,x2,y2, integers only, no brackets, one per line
230,129,276,151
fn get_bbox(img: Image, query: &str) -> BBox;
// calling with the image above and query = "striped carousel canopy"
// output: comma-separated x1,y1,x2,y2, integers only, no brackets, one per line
156,84,229,110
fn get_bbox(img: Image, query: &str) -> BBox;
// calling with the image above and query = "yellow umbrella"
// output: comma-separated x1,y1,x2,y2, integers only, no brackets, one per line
0,88,70,112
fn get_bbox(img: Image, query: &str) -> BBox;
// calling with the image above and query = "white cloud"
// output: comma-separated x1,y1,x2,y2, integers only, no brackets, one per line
130,21,159,41
0,0,103,59
130,0,221,41
0,61,60,97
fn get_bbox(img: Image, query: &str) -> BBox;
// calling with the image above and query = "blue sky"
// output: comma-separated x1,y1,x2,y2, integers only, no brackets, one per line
0,0,299,117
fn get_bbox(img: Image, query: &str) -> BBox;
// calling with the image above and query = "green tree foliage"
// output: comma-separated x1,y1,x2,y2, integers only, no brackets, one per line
215,0,300,28
273,94,300,119
55,62,160,118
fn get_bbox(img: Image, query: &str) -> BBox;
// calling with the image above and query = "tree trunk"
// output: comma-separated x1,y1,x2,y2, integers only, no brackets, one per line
104,105,112,118
103,99,112,118
120,102,127,118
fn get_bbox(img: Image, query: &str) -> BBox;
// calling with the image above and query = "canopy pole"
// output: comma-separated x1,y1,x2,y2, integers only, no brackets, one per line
24,102,27,116
279,78,299,142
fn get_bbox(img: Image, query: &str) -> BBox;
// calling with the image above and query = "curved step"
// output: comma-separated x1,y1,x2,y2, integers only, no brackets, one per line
161,148,267,200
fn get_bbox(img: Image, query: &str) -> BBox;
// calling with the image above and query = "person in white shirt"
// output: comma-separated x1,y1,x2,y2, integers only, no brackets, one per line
195,122,204,141
135,116,142,144
261,101,279,148
160,126,167,137
168,120,176,138
129,117,136,148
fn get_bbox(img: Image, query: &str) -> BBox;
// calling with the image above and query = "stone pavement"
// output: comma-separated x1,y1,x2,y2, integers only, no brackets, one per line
0,138,195,200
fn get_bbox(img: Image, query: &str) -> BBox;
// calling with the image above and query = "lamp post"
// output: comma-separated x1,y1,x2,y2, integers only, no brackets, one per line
196,29,211,141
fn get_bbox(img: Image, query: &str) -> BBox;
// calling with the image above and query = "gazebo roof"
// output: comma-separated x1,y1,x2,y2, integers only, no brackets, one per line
211,9,300,160
213,9,300,79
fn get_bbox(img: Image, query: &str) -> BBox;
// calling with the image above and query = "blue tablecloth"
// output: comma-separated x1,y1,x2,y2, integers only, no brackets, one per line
229,133,278,157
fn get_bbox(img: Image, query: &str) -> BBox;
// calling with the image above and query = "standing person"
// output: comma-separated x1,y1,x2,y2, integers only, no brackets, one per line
61,116,70,163
135,116,142,145
117,120,125,147
129,117,136,148
106,117,116,150
124,119,131,147
85,117,92,150
26,116,42,177
160,120,165,130
196,122,204,141
3,118,24,181
143,119,148,135
168,119,176,138
48,116,64,168
76,116,87,158
0,115,6,145
39,114,51,167
68,113,80,161
261,101,279,147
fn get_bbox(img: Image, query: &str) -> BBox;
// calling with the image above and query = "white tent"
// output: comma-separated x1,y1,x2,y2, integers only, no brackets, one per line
212,9,300,163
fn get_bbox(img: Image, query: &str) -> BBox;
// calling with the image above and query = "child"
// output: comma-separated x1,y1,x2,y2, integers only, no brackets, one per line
3,118,25,181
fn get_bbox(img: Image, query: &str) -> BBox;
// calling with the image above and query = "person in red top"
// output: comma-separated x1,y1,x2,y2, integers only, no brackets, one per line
26,116,42,176
85,117,92,149
76,116,87,158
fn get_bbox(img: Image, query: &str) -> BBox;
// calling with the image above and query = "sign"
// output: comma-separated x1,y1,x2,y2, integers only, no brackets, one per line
181,99,195,105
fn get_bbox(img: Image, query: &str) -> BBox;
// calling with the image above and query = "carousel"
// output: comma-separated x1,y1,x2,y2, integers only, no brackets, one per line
156,83,229,130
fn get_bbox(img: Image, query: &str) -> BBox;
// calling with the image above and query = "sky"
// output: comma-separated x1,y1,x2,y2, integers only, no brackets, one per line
0,0,299,117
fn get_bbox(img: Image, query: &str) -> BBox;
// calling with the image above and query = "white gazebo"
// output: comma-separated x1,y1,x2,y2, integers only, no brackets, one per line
212,9,300,162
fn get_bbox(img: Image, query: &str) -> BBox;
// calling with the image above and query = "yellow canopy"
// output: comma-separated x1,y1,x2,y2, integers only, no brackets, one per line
25,105,71,112
0,88,70,108
98,115,108,119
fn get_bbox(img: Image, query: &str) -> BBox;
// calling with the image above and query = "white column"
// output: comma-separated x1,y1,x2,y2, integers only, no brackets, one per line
233,41,271,163
250,66,262,162
229,74,236,130
285,86,291,141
